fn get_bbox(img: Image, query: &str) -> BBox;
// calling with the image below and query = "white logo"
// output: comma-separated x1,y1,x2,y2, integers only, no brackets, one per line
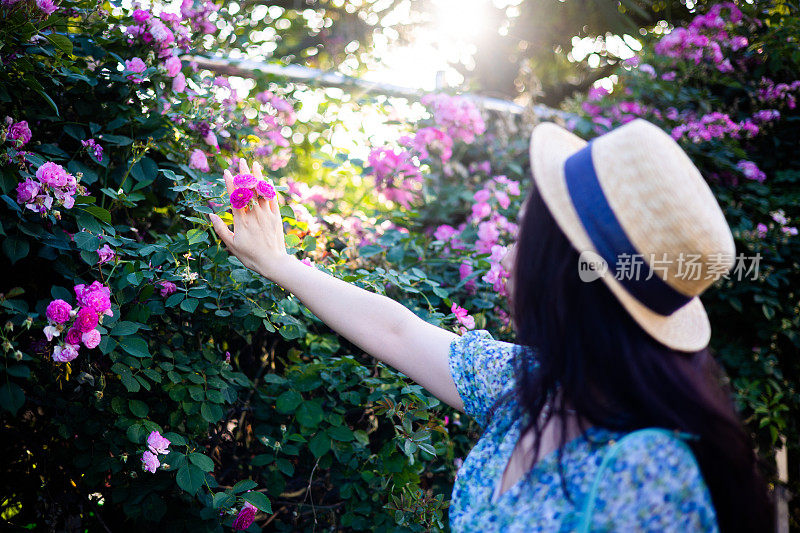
578,250,608,282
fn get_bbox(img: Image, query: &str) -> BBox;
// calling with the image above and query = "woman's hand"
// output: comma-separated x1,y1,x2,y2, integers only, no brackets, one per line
209,159,289,279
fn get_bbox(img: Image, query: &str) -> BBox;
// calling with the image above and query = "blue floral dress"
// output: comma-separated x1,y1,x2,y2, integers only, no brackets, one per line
447,330,719,532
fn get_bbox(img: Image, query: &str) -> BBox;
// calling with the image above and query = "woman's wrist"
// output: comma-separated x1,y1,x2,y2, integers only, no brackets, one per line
257,253,299,284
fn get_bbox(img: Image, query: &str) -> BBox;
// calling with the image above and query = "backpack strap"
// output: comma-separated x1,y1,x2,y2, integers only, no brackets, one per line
576,428,697,533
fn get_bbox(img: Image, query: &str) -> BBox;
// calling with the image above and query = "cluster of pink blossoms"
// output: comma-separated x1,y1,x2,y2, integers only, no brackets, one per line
736,160,767,183
44,281,113,363
757,211,798,239
81,138,104,161
451,303,475,333
366,147,423,208
669,111,760,143
654,2,746,73
399,126,454,163
758,78,800,110
0,0,58,18
141,430,172,473
17,161,82,214
420,93,486,143
252,90,296,171
229,173,277,209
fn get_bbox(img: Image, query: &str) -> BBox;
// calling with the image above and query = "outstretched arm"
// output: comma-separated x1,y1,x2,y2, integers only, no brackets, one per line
209,160,464,410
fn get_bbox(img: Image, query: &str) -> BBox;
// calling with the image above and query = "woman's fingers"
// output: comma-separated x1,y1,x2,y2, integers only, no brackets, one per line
223,169,234,195
238,158,250,176
209,214,234,249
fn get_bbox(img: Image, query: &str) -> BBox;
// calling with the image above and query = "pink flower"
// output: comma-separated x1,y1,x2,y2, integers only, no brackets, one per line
141,451,160,473
188,149,209,172
74,282,112,316
164,56,182,77
36,0,57,16
225,351,231,363
203,131,218,149
36,161,69,187
737,160,767,183
147,430,171,455
451,303,475,330
81,329,101,349
782,226,798,236
172,72,186,93
300,258,313,267
230,187,253,209
233,173,257,188
434,224,457,242
46,299,72,324
471,202,491,221
65,327,82,345
75,308,99,333
756,223,768,238
16,178,40,204
159,281,177,297
255,181,276,200
232,502,257,530
132,8,150,22
125,57,146,74
53,343,79,363
7,120,32,145
97,244,115,264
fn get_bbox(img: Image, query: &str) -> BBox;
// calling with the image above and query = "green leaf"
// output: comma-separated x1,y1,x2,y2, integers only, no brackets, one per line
308,432,330,458
242,491,272,514
0,382,25,415
180,298,198,313
119,372,141,392
186,228,207,245
302,235,316,252
81,205,112,224
189,453,215,472
176,464,205,495
128,399,149,418
296,401,323,427
3,237,29,264
231,479,258,494
110,321,141,336
118,336,151,358
200,402,223,423
74,231,100,251
46,33,73,55
327,425,353,441
212,491,236,509
165,293,184,307
275,390,302,414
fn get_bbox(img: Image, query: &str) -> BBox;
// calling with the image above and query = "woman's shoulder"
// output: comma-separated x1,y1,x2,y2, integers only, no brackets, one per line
586,428,719,532
448,329,527,427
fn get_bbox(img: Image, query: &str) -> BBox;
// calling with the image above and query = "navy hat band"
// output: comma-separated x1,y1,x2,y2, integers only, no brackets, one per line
563,142,692,316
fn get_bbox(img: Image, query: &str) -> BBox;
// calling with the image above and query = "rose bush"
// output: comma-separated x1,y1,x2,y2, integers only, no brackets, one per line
0,0,798,530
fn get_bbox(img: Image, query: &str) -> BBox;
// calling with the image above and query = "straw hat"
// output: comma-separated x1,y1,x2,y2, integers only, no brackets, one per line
529,118,735,352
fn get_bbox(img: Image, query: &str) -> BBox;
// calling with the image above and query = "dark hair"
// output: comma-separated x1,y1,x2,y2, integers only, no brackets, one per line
510,183,774,532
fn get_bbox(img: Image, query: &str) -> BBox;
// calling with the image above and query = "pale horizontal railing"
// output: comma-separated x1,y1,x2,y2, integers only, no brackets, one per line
184,55,571,120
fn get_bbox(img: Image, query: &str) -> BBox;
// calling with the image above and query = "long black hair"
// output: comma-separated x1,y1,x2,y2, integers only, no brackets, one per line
510,183,774,532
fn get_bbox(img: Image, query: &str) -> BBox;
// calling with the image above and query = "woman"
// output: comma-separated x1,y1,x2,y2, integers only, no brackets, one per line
209,119,773,531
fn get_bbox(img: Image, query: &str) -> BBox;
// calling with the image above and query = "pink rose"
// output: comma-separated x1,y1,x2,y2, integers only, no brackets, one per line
75,308,99,333
81,329,101,349
172,72,186,93
232,502,257,530
132,9,150,22
147,430,171,454
125,57,146,74
141,451,160,473
35,0,57,16
65,327,82,346
255,180,275,200
97,244,115,265
164,56,181,77
159,281,177,297
230,187,253,209
36,161,69,187
233,173,257,189
16,178,40,203
7,120,32,145
46,299,72,324
53,343,79,362
188,149,209,172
